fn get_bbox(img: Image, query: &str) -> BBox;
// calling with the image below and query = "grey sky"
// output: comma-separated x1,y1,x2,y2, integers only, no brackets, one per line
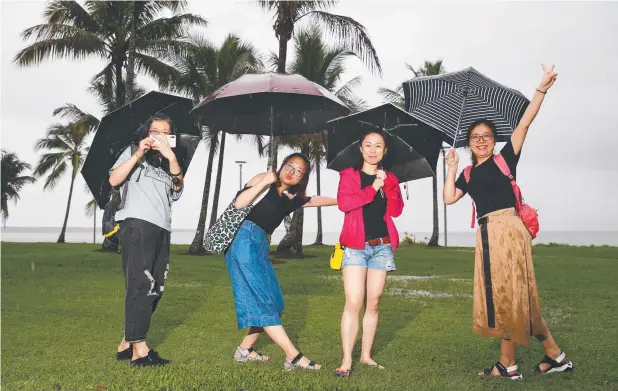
1,1,617,235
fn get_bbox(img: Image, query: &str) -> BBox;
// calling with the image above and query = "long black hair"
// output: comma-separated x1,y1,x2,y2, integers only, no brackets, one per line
353,129,389,171
466,119,497,165
136,113,177,172
277,152,311,198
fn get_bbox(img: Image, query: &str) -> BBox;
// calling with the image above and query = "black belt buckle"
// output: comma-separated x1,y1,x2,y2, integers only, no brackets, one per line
478,216,489,226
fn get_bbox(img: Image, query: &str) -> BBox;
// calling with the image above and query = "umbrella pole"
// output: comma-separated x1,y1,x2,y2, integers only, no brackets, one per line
269,104,274,169
451,75,471,148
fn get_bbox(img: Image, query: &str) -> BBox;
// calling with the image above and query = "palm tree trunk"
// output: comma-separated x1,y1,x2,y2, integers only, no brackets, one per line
276,142,309,257
189,132,218,254
57,171,77,243
313,159,323,245
277,36,288,74
125,5,137,103
428,174,439,246
93,206,96,244
115,60,124,108
209,131,226,229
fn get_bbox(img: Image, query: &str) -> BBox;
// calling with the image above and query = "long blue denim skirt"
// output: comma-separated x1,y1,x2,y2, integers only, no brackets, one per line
225,220,284,329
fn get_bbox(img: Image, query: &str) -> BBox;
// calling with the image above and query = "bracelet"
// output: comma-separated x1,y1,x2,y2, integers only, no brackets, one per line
536,88,547,94
169,170,182,177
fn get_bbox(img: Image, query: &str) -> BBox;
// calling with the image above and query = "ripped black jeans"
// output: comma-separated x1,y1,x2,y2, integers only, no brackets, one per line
119,218,171,343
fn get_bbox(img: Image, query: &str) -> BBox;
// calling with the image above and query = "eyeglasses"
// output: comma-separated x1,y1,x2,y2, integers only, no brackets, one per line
283,163,305,177
470,133,494,143
149,130,170,136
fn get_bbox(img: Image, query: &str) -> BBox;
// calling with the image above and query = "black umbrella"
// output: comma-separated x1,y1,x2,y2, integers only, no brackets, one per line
326,109,435,182
191,73,350,136
402,67,530,147
82,91,201,208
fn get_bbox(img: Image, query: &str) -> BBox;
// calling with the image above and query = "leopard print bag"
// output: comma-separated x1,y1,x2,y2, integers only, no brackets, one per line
203,200,254,254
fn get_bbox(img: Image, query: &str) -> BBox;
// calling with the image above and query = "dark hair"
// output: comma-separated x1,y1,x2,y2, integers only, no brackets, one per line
466,119,497,165
277,152,311,198
353,129,388,171
136,113,176,173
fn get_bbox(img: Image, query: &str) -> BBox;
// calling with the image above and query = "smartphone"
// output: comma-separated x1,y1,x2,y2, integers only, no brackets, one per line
149,135,176,148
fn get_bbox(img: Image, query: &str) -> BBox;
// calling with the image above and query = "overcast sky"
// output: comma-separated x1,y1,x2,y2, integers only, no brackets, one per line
1,1,617,235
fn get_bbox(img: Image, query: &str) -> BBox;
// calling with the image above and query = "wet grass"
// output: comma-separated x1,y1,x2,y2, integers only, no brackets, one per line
2,242,617,391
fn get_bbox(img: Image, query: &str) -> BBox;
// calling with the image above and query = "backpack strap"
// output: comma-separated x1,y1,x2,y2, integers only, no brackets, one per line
493,153,523,206
463,166,475,228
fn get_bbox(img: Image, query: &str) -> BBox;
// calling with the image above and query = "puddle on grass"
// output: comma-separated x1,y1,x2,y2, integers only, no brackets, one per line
388,275,438,281
387,288,472,299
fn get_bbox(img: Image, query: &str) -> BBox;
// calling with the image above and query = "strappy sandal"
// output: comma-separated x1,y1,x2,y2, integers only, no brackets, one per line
535,351,573,374
334,368,352,377
479,361,523,380
283,352,320,371
234,346,268,362
360,360,385,369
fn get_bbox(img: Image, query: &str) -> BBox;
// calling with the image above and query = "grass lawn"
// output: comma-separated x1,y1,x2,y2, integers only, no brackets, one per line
2,242,617,391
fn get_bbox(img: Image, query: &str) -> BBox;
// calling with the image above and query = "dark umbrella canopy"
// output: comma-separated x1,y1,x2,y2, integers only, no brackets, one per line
191,73,350,136
82,91,201,208
403,67,530,147
326,110,435,182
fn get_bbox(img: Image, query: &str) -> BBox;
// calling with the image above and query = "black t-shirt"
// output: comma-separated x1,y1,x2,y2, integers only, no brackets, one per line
239,183,310,234
455,140,521,218
360,171,389,240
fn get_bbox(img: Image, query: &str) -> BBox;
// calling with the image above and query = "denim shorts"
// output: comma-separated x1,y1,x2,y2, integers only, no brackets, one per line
341,243,396,272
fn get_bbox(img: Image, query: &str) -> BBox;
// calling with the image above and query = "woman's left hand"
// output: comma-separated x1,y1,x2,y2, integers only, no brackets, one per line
376,170,387,180
538,64,558,93
151,134,176,161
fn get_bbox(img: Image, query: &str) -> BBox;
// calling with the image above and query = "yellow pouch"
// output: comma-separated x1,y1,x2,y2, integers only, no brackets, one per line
330,243,344,270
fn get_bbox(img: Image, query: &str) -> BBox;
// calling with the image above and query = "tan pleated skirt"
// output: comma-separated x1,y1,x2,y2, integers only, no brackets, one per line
472,208,548,347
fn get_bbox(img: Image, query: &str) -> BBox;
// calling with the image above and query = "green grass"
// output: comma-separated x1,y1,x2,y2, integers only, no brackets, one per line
2,242,617,391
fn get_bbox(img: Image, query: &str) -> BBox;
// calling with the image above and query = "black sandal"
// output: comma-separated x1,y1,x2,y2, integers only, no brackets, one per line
116,345,132,361
283,352,319,371
536,351,573,374
480,361,523,380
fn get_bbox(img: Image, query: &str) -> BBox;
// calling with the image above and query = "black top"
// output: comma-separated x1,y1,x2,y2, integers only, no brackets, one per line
360,171,389,240
455,140,521,218
239,183,311,235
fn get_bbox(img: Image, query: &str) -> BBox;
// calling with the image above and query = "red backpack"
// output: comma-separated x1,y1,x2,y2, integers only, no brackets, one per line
463,154,539,239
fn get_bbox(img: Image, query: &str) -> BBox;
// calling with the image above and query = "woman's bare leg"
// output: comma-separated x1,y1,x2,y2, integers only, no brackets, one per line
338,266,367,371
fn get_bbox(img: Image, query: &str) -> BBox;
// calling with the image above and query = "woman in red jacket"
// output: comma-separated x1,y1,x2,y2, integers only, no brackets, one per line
334,130,404,377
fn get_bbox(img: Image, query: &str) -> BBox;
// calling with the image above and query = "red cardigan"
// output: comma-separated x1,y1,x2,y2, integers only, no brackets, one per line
337,168,404,250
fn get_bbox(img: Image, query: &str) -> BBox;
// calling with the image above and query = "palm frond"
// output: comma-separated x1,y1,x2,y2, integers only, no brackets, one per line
52,103,100,129
133,52,181,87
43,1,100,32
13,34,107,66
42,159,68,190
377,87,405,108
84,198,98,217
300,11,382,76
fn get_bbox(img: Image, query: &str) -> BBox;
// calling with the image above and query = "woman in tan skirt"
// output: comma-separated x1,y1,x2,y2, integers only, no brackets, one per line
443,65,573,379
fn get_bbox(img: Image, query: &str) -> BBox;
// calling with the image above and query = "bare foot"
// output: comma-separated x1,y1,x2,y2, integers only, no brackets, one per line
299,356,321,370
360,357,384,369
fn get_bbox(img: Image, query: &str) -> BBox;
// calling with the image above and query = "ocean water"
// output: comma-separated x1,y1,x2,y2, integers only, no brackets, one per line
1,227,617,247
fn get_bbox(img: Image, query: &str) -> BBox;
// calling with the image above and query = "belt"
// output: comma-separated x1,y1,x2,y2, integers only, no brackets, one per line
478,216,489,226
367,236,391,246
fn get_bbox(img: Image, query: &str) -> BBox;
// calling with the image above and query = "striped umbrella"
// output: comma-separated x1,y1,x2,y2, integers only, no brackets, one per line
402,67,529,148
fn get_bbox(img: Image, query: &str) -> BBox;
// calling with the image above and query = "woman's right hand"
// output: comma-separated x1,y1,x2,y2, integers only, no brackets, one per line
372,178,385,191
136,138,152,158
445,148,459,169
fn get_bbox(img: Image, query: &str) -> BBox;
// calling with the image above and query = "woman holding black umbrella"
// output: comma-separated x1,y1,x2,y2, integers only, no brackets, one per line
443,65,573,379
226,153,337,371
334,130,404,377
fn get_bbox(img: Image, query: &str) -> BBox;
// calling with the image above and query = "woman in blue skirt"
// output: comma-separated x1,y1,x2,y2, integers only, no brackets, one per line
225,153,337,371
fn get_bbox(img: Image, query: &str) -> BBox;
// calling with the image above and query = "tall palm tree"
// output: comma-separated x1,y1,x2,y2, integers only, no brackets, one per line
378,60,446,247
275,25,368,255
33,118,93,243
14,1,206,107
257,1,381,75
84,195,98,244
1,150,36,226
165,33,263,254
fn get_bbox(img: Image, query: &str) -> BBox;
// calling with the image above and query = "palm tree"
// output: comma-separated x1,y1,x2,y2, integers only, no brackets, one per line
257,1,381,75
165,33,263,254
84,195,98,244
378,60,446,247
1,150,36,226
33,118,93,243
275,25,368,255
14,1,206,108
